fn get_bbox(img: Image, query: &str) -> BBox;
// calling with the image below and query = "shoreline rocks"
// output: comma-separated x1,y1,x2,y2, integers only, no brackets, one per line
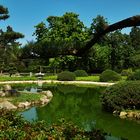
0,90,53,111
0,101,17,110
119,111,140,120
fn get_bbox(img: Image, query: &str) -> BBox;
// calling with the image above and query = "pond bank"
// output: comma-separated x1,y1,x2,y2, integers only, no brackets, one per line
0,80,115,86
0,90,53,111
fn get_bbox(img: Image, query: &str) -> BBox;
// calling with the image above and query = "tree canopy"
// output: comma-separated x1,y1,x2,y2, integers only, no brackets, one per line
0,5,24,74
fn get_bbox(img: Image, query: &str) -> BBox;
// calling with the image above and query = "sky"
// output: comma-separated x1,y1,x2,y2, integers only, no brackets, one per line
0,0,140,45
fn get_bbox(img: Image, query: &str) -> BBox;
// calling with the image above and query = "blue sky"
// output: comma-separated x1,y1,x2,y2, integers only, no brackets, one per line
1,0,140,45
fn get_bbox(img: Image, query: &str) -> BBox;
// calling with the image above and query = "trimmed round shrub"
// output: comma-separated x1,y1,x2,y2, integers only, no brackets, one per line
101,81,140,112
100,69,121,82
74,70,88,77
127,70,140,80
57,71,76,81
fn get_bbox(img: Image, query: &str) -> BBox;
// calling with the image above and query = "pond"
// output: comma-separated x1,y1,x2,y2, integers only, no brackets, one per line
20,85,140,140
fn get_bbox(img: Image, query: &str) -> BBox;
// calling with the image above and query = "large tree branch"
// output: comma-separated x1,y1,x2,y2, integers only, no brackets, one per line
76,15,140,56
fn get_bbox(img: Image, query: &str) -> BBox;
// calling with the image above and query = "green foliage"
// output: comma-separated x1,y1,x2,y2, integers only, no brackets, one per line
101,81,140,112
6,63,17,76
74,69,88,77
127,70,140,80
57,71,76,81
100,69,122,82
0,110,107,139
131,53,140,69
33,12,90,58
0,5,9,20
0,5,24,74
91,44,111,72
130,26,140,50
11,93,43,105
121,68,133,76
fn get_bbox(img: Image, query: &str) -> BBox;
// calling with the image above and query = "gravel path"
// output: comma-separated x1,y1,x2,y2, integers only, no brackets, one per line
0,80,115,86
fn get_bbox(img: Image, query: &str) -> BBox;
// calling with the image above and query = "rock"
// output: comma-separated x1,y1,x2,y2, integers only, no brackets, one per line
18,101,31,108
127,112,134,118
119,111,127,119
40,95,50,105
134,112,140,119
113,110,120,115
42,90,53,99
34,100,40,105
0,101,17,110
3,84,12,91
0,91,6,97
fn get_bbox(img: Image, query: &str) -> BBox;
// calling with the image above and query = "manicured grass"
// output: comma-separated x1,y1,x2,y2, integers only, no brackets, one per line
0,76,36,81
76,76,100,82
43,75,57,80
0,75,127,82
11,93,43,105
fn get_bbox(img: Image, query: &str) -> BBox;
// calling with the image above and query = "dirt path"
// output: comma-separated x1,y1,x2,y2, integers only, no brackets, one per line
0,80,115,86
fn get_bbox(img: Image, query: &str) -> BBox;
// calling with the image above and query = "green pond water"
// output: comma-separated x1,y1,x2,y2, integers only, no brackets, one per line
21,85,140,140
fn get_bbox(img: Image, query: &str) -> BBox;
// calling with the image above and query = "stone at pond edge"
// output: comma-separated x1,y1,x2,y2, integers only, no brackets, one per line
127,112,135,118
42,90,53,99
40,95,50,105
119,111,140,120
0,90,53,110
119,111,127,119
0,101,17,110
18,101,31,109
0,91,6,97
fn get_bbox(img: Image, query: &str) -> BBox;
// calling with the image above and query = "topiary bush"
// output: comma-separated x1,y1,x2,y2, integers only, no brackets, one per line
57,71,76,81
127,70,140,80
100,69,121,82
101,81,140,112
74,70,88,77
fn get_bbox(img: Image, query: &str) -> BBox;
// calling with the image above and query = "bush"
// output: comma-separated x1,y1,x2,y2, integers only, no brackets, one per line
101,81,140,112
57,71,76,81
0,110,107,139
100,69,121,82
127,70,140,80
74,70,88,77
121,68,133,76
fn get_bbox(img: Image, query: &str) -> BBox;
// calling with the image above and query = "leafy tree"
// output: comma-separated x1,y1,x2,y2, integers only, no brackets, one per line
0,5,24,73
107,30,134,70
130,26,140,51
90,15,109,45
0,5,9,20
33,12,90,57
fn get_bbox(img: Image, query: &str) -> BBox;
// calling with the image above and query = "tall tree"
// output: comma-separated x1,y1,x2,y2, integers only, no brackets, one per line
0,5,24,74
130,26,140,51
33,12,90,58
0,5,9,20
77,15,140,56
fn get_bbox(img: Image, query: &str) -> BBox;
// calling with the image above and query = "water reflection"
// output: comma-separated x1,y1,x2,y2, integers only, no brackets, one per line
21,85,140,140
21,107,38,121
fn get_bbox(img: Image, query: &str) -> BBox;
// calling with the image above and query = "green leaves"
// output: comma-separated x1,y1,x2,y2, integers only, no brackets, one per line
33,12,89,57
0,5,9,20
0,110,107,139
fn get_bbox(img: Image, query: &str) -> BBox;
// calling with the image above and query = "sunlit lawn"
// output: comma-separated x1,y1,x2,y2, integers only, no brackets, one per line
76,76,100,82
0,75,127,82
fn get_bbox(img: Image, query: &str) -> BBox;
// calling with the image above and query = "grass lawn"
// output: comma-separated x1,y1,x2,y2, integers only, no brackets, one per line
0,76,36,81
76,76,100,82
0,75,127,82
11,93,43,105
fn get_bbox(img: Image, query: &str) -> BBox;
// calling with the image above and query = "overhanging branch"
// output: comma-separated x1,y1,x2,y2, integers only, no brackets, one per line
76,15,140,56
